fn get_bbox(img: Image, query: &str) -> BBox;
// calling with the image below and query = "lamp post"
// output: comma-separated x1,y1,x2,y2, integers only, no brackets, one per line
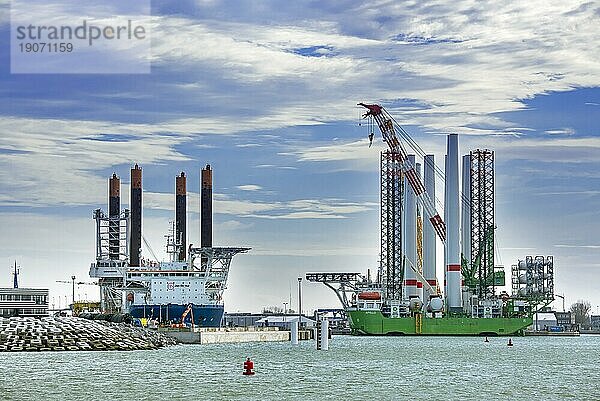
71,275,76,312
283,302,288,315
298,277,302,329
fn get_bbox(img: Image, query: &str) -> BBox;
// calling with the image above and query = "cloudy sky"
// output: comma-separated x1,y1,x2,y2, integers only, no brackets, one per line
0,1,599,314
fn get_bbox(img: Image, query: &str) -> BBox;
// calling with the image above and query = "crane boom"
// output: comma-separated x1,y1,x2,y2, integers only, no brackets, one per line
403,255,437,296
359,103,447,243
56,280,98,285
181,304,194,329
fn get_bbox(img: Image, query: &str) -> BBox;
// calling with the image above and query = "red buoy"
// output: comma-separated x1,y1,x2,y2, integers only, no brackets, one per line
243,357,255,376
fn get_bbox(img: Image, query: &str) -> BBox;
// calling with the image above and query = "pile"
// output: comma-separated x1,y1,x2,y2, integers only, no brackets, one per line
0,316,177,352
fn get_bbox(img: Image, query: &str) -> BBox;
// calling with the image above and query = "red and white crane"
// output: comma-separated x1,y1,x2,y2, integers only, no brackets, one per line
358,103,447,244
359,103,465,307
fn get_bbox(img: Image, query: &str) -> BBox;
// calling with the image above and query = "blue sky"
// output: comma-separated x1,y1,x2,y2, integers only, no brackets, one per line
0,1,599,313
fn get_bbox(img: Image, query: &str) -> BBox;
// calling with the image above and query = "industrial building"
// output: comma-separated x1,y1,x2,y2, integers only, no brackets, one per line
533,312,557,331
590,315,600,330
0,262,49,318
223,313,264,328
554,311,576,332
224,313,316,330
255,315,316,330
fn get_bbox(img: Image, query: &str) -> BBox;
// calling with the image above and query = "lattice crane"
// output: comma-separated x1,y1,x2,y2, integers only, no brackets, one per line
359,103,447,244
360,103,447,296
56,277,98,310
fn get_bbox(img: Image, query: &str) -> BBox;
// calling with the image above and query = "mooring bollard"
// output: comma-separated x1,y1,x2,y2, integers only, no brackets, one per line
291,320,299,345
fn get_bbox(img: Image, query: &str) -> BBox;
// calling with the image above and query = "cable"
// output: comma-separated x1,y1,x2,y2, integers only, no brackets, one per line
385,111,472,211
142,235,160,264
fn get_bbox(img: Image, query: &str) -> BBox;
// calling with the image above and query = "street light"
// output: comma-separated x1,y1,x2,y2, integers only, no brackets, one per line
298,277,302,329
71,275,76,311
283,302,288,315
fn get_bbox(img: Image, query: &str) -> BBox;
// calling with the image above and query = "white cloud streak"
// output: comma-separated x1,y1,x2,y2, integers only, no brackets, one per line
143,191,375,219
554,244,600,249
236,184,262,191
292,134,600,170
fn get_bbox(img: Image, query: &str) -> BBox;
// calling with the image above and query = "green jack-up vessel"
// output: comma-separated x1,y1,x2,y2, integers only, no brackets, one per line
346,308,532,336
306,104,554,336
307,272,542,336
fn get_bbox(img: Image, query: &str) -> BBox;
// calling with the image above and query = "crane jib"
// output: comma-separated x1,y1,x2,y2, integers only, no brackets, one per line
404,168,426,196
377,119,400,149
429,214,446,242
359,101,448,245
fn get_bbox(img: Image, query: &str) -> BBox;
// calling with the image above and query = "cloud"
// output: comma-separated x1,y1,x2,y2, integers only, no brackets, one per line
143,191,375,219
11,1,585,137
254,164,298,170
236,184,262,191
545,128,575,135
0,117,194,206
250,245,378,257
219,220,252,231
537,191,600,196
292,134,600,171
236,143,262,148
1,2,598,198
247,211,345,220
3,1,599,135
0,111,320,207
554,244,600,249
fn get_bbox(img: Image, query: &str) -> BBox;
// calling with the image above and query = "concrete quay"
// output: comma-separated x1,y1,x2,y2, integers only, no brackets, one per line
160,327,313,344
524,330,580,337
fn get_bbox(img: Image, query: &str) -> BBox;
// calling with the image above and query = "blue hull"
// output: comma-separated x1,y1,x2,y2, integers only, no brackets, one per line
129,304,224,327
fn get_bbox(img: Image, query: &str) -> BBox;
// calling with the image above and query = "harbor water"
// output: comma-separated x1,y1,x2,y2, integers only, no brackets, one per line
1,335,598,400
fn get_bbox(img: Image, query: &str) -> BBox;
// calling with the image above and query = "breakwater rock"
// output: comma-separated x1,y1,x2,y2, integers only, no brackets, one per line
0,316,177,352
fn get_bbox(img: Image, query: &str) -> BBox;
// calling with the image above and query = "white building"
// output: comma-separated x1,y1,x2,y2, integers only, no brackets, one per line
0,288,49,318
255,315,316,330
533,312,557,331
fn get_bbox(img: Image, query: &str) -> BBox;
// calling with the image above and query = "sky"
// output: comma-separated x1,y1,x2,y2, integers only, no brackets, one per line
0,1,599,314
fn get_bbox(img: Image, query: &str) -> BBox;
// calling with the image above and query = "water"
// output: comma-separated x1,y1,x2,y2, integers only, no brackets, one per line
1,335,598,400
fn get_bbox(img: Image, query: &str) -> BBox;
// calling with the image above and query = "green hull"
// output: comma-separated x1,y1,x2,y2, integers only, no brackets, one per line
347,310,532,336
